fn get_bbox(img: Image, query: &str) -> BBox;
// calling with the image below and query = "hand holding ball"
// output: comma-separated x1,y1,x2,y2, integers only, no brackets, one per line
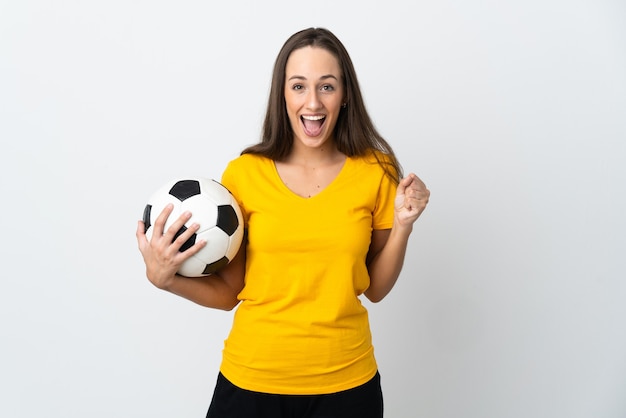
142,178,244,277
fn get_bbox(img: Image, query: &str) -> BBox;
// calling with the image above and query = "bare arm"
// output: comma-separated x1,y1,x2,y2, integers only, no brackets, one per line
364,173,430,303
136,203,245,311
161,243,245,310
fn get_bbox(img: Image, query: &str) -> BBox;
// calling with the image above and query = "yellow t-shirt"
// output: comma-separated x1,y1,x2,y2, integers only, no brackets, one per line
219,151,397,395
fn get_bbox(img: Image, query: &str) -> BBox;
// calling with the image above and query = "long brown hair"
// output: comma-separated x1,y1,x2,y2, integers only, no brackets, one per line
242,27,402,183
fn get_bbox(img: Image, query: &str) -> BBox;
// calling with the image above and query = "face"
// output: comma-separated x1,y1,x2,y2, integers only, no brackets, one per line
284,46,345,152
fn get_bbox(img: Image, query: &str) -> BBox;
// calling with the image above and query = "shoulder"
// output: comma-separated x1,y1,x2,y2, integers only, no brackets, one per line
346,150,399,196
225,153,272,173
363,149,400,185
349,149,394,173
222,153,276,192
349,148,390,164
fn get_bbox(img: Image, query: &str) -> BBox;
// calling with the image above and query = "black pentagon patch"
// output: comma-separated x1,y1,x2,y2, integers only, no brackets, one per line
143,204,152,233
173,225,196,252
202,256,230,275
169,180,201,201
216,205,239,236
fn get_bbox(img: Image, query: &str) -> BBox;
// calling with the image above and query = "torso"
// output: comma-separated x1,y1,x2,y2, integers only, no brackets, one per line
219,151,397,394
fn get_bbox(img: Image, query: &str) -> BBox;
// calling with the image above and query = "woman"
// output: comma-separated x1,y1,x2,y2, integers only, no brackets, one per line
137,27,430,418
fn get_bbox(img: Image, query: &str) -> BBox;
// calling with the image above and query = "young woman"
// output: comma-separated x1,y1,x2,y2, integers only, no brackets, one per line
137,27,430,418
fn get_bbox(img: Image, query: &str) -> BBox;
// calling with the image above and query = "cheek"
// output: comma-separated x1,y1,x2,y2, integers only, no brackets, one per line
287,107,299,122
284,97,298,116
285,107,301,129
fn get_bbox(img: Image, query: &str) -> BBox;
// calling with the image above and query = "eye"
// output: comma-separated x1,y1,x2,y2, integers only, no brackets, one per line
321,84,335,92
291,84,304,91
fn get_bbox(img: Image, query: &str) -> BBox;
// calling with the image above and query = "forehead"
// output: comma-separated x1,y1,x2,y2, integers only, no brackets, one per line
285,46,342,78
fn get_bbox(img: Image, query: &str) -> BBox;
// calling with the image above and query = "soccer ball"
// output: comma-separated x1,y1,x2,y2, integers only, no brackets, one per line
142,177,244,277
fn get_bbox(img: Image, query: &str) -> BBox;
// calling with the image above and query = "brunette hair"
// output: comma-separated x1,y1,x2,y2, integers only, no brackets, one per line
242,27,402,183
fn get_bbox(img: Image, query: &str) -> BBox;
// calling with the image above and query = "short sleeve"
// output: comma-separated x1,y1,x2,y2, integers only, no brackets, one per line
372,170,397,230
220,158,247,221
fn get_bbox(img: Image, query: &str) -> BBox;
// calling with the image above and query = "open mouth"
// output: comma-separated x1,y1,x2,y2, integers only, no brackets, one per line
301,115,326,137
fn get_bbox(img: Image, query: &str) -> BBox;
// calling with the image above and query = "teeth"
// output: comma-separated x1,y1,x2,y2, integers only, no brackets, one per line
302,115,325,121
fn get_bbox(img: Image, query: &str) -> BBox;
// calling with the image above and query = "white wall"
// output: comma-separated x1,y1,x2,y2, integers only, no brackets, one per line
1,1,625,417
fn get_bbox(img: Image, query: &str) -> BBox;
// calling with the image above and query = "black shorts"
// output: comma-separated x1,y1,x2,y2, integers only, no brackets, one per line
206,371,384,418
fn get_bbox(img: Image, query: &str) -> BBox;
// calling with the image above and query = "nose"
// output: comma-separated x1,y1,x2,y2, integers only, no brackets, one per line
305,90,322,110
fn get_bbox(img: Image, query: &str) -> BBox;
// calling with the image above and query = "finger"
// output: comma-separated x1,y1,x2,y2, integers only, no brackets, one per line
408,178,429,200
404,193,420,208
409,173,428,189
396,174,415,197
177,233,207,258
410,186,429,198
171,221,201,251
162,210,192,242
402,173,416,187
406,183,425,199
153,203,175,236
136,220,146,238
403,198,427,219
136,220,148,250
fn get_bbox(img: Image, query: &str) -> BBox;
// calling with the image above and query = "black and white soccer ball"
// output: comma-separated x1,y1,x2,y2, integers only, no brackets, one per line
142,177,244,277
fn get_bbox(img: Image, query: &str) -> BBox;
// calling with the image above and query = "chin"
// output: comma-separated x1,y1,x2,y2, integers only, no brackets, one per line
300,136,331,149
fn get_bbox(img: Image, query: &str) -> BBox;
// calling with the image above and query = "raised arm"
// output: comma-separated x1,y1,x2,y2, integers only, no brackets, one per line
364,173,429,303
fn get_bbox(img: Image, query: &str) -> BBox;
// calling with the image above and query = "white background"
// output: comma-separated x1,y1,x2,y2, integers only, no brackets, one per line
1,1,625,417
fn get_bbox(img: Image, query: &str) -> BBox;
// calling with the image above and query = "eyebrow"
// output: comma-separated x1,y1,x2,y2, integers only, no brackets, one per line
287,74,339,82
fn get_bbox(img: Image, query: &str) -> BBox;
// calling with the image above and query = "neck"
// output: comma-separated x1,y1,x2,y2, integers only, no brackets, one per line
287,142,343,167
